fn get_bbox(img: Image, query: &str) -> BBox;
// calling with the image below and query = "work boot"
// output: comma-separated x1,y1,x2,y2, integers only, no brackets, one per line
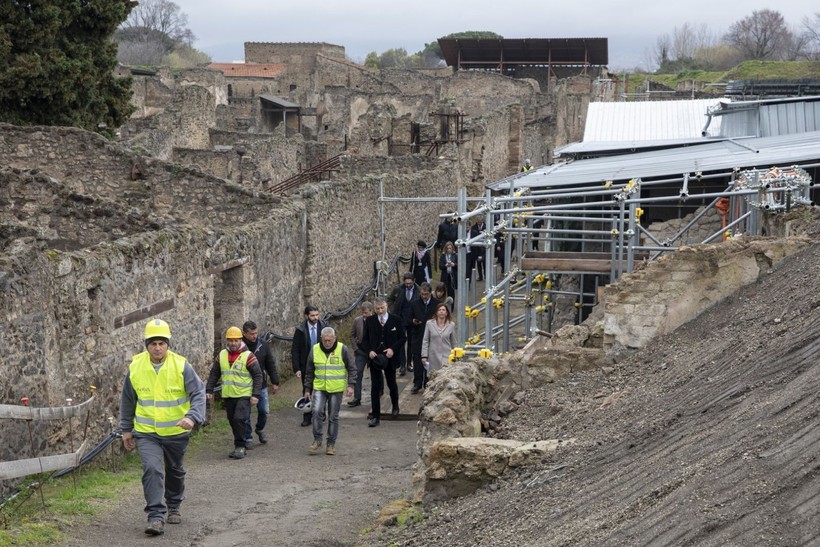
167,510,181,524
308,440,322,455
399,366,407,377
347,399,361,407
301,414,311,427
257,430,267,444
244,440,254,450
229,447,246,459
326,443,335,456
145,520,165,536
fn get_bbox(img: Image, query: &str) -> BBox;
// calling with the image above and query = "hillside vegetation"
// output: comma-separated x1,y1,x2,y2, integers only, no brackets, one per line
627,60,820,94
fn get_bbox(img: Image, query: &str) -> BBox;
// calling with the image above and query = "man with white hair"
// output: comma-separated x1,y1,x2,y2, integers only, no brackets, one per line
303,327,356,455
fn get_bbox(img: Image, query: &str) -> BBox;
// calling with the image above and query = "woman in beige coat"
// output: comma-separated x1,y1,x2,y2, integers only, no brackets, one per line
421,302,457,376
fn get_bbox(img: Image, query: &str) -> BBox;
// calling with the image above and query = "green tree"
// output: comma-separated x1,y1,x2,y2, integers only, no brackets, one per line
0,0,136,133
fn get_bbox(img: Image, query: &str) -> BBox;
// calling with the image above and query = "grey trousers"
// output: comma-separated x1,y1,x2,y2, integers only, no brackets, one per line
311,390,343,444
134,432,190,522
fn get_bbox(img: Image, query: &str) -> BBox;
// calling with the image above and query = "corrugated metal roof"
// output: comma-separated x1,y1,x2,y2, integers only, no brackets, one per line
556,136,728,156
583,99,722,142
711,96,820,138
490,130,820,190
259,95,299,109
438,38,608,69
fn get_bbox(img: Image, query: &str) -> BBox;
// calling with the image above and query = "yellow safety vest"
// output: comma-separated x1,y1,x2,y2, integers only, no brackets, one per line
129,351,190,436
219,350,253,398
312,344,347,393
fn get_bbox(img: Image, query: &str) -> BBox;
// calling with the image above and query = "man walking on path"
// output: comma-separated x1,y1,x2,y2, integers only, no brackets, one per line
360,297,405,427
348,301,373,407
304,327,356,455
387,272,419,377
291,305,326,427
206,326,263,460
242,321,279,448
119,319,206,537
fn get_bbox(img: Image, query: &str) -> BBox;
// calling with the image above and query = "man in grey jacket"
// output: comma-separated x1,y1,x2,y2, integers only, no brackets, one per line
119,319,206,537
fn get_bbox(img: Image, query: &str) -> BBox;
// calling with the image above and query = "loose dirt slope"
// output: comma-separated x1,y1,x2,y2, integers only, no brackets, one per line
369,239,820,546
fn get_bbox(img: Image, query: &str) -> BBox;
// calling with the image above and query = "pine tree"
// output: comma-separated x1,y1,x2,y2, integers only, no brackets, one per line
0,0,136,134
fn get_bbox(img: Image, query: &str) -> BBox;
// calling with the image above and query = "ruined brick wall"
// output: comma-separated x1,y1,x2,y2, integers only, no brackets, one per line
603,238,811,349
224,78,280,99
245,43,345,97
245,42,345,65
0,125,459,488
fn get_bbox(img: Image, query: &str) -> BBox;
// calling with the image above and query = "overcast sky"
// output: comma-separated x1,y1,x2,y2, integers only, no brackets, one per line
172,1,818,70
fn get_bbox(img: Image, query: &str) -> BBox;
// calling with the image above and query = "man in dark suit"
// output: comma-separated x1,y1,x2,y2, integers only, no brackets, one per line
359,297,405,427
291,305,326,427
469,219,487,282
408,283,440,394
387,272,419,377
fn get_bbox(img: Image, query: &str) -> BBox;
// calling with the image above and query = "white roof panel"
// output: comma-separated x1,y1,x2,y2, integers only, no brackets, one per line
490,131,820,191
583,99,723,142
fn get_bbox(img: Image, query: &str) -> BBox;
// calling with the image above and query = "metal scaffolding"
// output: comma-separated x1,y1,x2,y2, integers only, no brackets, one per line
378,164,816,359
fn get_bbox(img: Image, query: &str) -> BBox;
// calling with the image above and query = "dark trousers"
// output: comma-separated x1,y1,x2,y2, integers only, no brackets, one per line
223,397,251,448
400,326,413,371
134,432,189,522
370,360,398,418
470,254,485,281
411,329,426,389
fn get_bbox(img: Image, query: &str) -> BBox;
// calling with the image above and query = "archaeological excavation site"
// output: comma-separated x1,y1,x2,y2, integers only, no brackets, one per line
3,37,820,546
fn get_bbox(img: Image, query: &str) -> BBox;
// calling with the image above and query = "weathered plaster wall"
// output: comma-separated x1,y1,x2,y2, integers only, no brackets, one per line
603,237,812,349
0,124,459,488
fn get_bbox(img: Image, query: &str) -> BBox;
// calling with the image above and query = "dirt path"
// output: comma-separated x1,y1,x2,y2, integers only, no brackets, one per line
60,376,418,547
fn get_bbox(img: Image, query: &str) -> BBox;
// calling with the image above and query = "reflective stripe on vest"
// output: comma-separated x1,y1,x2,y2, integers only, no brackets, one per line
129,350,190,436
312,344,347,393
219,350,253,398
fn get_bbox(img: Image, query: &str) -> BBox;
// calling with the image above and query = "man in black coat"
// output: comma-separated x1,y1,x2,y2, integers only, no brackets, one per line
359,297,405,427
469,219,487,282
242,321,280,447
408,283,440,394
291,305,326,426
387,272,419,377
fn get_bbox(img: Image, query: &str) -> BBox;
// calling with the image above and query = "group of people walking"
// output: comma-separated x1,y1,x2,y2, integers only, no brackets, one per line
118,227,465,536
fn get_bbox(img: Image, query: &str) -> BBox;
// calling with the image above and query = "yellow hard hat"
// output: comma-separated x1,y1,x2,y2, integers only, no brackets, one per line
144,319,171,340
225,326,243,339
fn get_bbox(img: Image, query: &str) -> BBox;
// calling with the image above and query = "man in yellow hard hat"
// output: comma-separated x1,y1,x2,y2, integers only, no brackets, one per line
119,319,206,537
206,326,263,460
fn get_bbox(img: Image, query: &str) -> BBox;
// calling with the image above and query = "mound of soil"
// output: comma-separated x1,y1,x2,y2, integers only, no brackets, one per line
368,240,820,546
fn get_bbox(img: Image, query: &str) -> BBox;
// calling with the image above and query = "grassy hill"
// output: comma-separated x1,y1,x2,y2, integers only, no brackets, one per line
626,60,820,94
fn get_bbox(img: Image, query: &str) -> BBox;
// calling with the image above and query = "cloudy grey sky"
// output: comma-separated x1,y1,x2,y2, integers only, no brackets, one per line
172,1,818,70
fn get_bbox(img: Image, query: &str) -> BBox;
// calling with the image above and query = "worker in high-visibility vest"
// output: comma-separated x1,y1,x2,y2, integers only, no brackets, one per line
119,319,206,537
206,326,263,460
521,158,534,172
303,326,356,455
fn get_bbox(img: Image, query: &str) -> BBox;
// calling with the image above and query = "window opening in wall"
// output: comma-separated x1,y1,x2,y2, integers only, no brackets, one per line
212,265,245,355
289,84,297,92
227,84,232,97
324,125,329,131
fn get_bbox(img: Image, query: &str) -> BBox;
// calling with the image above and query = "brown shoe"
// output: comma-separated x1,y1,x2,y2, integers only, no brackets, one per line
308,440,321,455
167,511,181,524
326,443,335,456
145,520,165,536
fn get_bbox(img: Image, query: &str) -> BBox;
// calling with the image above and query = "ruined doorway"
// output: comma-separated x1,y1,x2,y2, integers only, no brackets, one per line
213,265,246,355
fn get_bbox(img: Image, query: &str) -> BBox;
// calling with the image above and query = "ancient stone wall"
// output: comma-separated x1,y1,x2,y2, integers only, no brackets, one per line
603,237,811,349
0,124,459,489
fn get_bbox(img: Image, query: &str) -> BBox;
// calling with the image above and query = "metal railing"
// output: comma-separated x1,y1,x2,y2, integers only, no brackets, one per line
268,153,345,194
